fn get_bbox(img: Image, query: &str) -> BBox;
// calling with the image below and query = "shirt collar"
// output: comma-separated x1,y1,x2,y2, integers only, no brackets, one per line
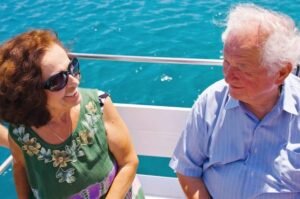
281,75,299,115
224,95,239,110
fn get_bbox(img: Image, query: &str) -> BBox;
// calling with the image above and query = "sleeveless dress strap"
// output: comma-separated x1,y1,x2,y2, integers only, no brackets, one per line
98,93,109,107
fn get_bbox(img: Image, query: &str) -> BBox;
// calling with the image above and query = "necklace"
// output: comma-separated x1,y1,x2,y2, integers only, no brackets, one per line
52,130,67,142
49,115,73,143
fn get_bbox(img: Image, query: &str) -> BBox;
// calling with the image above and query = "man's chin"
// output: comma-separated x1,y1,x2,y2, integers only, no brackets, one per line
229,89,243,100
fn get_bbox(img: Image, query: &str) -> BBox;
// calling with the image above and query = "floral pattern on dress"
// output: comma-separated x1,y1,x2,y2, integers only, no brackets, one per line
22,136,41,156
12,100,101,184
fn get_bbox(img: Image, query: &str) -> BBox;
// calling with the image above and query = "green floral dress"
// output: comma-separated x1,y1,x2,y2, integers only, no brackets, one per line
9,88,144,199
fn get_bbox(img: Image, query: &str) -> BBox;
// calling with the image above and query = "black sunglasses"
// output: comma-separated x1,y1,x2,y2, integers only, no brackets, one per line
43,57,80,91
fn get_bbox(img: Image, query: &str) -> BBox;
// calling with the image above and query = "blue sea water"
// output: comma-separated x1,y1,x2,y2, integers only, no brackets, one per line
1,0,300,198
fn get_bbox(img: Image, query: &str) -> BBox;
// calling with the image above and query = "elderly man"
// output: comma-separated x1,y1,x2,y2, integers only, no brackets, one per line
170,4,300,199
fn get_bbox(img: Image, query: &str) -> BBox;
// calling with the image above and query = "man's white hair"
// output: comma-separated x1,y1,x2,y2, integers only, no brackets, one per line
222,4,300,72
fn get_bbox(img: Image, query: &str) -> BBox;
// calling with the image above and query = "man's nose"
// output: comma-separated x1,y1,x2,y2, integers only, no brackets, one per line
224,65,240,80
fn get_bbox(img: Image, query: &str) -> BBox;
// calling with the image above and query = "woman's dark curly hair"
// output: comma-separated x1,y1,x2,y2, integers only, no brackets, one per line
0,29,66,127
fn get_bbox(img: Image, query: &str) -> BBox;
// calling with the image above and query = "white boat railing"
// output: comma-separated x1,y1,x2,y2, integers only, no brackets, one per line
68,53,300,77
0,155,12,175
69,52,223,66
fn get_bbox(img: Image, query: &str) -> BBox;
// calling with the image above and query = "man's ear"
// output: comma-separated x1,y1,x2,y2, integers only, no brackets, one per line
275,63,292,84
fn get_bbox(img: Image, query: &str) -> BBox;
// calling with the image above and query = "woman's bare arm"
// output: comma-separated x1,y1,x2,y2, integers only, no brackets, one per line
103,97,139,199
0,124,9,148
9,136,31,199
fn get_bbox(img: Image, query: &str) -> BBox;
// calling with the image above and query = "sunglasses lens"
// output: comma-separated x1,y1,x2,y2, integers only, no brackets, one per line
43,57,79,91
69,57,80,76
44,72,68,91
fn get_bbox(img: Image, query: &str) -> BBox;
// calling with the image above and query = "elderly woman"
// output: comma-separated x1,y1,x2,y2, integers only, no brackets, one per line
0,30,144,199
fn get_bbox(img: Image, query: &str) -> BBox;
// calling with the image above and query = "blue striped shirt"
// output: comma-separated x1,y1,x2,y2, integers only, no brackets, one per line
169,74,300,199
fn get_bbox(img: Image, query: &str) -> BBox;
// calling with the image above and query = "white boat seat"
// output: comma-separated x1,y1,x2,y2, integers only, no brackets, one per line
117,103,190,199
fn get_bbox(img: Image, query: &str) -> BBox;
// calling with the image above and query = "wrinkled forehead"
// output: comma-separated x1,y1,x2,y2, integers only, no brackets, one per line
224,25,268,57
227,32,260,48
223,32,266,65
225,21,269,46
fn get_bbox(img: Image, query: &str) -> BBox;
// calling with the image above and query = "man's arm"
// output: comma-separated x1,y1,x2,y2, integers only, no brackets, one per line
177,173,211,199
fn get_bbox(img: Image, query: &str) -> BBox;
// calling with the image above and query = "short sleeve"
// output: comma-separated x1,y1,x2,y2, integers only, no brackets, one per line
169,94,210,177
